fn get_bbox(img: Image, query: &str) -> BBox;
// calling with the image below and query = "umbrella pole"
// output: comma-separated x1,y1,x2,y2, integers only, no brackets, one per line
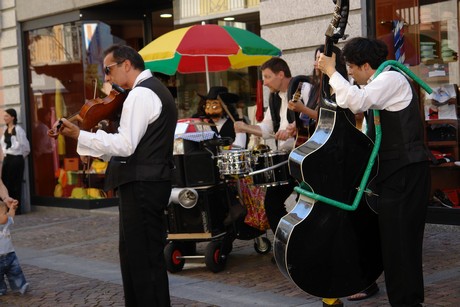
205,55,210,91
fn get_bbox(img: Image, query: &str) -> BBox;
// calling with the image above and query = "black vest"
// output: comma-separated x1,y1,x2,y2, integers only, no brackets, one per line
104,76,178,190
212,117,236,140
367,76,430,182
269,90,296,133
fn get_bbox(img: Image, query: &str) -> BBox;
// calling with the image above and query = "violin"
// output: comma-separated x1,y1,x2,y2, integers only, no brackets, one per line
48,83,128,138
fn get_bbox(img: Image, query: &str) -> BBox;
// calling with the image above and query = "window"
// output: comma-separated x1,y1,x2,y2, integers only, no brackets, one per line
27,21,124,198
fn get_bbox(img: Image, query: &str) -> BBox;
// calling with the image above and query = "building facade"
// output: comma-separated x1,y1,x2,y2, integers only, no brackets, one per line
0,0,459,224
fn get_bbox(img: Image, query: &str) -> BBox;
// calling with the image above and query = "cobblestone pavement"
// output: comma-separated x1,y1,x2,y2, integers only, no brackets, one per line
0,206,458,306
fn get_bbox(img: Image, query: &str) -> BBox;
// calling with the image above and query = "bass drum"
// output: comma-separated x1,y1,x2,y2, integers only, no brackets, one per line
251,150,290,187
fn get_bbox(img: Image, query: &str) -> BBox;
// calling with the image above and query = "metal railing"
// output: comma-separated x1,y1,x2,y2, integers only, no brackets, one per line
175,0,260,20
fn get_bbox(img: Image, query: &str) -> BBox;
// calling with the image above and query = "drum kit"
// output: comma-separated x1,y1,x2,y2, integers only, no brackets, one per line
215,144,290,187
186,117,290,186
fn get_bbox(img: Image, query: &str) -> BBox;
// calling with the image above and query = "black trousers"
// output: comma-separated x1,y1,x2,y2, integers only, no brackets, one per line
2,154,24,214
118,180,171,307
264,179,297,233
378,161,430,307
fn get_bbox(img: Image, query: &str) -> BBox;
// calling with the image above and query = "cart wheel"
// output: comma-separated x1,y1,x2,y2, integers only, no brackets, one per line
204,241,227,273
164,242,185,273
254,236,271,254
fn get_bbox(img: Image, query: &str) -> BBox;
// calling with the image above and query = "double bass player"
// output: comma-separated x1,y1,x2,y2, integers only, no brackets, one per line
319,37,430,307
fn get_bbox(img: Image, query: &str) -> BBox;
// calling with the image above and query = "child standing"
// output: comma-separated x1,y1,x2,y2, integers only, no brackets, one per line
0,200,29,295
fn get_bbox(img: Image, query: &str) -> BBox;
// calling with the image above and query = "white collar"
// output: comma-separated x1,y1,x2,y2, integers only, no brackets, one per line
132,69,153,88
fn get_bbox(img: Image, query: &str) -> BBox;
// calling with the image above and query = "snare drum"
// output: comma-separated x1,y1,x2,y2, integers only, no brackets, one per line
216,149,253,176
251,150,290,187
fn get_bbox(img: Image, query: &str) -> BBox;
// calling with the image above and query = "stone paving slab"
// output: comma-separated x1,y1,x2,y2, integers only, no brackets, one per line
0,206,458,306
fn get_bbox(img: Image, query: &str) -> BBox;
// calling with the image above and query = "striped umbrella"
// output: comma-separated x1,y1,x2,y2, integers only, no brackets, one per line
139,24,281,90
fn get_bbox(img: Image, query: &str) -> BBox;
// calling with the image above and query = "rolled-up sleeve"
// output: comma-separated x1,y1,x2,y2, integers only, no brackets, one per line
329,71,412,113
258,108,274,139
77,86,162,161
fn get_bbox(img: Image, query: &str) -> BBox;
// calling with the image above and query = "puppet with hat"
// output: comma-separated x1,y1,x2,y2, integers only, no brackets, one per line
199,86,247,148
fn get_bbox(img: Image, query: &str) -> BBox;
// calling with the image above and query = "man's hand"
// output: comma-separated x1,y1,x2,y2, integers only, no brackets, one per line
275,129,292,141
80,156,90,165
318,52,337,78
4,197,18,209
52,118,81,140
285,122,297,137
234,121,246,133
288,100,306,113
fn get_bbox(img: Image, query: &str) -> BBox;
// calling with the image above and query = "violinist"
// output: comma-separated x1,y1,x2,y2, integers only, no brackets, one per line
53,44,177,307
319,37,430,307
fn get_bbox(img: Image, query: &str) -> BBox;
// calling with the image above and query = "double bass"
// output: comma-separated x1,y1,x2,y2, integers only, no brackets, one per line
273,0,383,298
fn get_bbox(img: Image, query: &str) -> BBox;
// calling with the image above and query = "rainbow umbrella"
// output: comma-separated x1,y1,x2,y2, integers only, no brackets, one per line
139,24,281,90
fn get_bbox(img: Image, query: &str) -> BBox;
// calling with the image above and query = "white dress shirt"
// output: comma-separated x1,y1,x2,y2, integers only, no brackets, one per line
1,125,30,158
329,70,413,113
300,82,312,105
77,70,163,161
258,91,295,150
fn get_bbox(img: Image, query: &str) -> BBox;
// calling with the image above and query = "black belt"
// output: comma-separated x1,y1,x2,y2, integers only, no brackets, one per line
6,154,22,158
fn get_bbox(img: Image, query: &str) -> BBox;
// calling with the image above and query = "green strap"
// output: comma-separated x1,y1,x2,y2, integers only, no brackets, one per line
294,60,433,211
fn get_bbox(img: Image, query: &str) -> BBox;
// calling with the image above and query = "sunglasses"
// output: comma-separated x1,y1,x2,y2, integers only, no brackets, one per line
104,60,125,75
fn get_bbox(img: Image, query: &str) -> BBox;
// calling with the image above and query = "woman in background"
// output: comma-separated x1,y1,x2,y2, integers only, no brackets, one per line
1,108,30,214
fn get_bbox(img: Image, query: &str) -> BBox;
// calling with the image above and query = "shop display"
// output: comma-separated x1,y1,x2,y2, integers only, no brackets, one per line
420,41,437,62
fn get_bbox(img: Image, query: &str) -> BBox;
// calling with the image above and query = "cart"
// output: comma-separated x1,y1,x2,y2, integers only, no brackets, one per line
164,182,271,273
165,135,271,273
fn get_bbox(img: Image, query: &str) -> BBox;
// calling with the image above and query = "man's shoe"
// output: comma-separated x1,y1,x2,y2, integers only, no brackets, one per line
347,282,379,301
433,189,455,208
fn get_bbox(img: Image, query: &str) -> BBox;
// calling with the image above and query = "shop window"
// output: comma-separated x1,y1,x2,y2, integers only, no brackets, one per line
417,0,458,85
27,21,125,199
374,0,460,218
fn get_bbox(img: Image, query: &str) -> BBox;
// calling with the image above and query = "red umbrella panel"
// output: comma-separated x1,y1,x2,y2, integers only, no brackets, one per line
139,24,282,90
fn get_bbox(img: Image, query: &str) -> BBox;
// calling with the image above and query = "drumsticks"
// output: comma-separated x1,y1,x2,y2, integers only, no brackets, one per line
217,95,236,123
217,94,276,138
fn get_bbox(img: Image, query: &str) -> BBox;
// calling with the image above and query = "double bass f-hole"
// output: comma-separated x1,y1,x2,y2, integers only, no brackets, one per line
48,83,128,138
